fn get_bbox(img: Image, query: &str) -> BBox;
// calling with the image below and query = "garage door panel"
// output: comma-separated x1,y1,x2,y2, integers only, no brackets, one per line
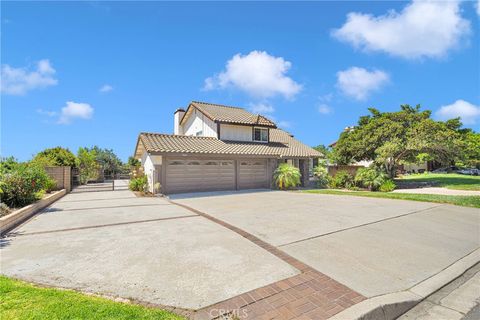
239,159,268,189
166,158,235,194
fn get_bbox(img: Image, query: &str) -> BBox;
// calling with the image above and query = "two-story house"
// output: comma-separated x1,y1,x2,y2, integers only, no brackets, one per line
133,101,322,194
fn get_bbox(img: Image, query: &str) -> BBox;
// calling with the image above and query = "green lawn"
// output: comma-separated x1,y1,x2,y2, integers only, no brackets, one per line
301,189,480,208
398,173,480,191
0,276,184,320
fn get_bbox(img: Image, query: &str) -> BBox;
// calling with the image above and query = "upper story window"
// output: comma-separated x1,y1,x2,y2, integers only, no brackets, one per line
253,128,268,142
195,130,203,136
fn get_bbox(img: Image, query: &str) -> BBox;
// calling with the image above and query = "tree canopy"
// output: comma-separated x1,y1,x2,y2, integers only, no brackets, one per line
32,147,77,167
333,105,465,177
90,146,123,175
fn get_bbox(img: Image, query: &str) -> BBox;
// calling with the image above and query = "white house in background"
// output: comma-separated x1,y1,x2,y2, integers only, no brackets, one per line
133,101,322,194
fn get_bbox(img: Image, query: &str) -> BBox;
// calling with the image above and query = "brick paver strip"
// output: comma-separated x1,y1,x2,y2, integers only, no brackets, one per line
169,200,366,320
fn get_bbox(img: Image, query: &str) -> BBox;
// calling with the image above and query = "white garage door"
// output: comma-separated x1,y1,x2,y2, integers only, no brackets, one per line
238,159,268,189
166,158,235,194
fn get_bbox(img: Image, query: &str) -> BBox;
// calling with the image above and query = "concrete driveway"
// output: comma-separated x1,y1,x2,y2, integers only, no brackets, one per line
2,189,478,319
172,191,480,298
0,190,298,311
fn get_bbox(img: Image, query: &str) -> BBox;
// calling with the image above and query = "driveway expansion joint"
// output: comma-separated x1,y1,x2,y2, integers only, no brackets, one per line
6,214,198,237
168,199,366,320
278,204,445,248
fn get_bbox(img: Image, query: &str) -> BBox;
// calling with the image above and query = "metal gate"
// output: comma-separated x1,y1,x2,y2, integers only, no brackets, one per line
71,169,130,193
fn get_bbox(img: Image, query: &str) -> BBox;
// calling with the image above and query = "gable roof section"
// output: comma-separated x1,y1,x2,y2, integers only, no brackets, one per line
134,129,322,159
180,101,276,128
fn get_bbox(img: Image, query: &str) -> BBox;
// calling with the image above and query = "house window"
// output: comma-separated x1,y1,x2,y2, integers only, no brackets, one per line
196,130,203,136
253,128,268,142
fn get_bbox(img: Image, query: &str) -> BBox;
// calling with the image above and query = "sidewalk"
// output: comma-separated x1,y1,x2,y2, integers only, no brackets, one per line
398,263,480,320
393,187,480,196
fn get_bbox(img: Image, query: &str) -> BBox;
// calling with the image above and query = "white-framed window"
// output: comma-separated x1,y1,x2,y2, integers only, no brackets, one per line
195,130,203,136
253,127,268,142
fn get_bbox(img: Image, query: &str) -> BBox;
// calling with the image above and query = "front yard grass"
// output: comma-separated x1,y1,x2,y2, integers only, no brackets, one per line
0,276,184,320
398,173,480,191
302,189,480,208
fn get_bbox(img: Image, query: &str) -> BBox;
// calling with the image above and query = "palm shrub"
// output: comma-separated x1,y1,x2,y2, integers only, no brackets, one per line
379,179,396,192
354,167,387,191
273,163,301,190
129,175,149,192
329,170,354,189
313,165,330,188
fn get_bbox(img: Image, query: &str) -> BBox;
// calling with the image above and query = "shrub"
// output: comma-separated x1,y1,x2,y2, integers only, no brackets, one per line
354,167,387,191
0,203,11,217
1,163,55,208
329,170,354,189
313,165,330,188
379,179,396,192
273,163,301,190
129,175,148,192
0,157,19,174
33,147,77,167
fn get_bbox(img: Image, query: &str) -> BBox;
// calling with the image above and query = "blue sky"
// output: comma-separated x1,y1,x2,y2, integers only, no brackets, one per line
2,1,479,162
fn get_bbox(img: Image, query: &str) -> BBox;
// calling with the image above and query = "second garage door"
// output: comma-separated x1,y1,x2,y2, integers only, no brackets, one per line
238,159,269,189
166,159,236,194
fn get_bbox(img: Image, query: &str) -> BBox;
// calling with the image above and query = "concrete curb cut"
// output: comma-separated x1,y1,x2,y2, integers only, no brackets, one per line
0,189,66,235
329,249,480,320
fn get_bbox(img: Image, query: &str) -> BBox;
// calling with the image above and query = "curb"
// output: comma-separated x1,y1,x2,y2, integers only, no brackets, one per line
0,189,66,235
329,248,480,320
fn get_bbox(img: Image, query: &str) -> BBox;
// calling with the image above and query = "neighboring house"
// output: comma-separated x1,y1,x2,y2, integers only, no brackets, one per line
133,101,322,194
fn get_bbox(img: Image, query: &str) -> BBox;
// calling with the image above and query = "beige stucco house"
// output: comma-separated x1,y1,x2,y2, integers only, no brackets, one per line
134,101,322,194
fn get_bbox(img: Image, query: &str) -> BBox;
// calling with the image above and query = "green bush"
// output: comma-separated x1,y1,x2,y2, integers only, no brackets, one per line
0,157,19,175
129,175,148,192
379,179,397,192
273,163,301,190
33,147,77,167
329,170,354,189
0,203,11,217
354,167,387,191
1,163,55,208
313,165,330,188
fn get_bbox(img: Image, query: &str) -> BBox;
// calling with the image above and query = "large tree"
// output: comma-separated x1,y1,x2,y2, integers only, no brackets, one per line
333,105,462,177
457,129,480,168
77,147,100,184
32,147,77,167
90,146,123,175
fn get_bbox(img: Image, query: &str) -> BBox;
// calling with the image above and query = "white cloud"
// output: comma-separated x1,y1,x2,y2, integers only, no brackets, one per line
319,93,333,103
58,101,94,125
1,59,58,95
249,102,274,114
477,0,480,16
204,50,302,99
336,67,389,100
318,104,333,115
332,0,470,59
436,100,480,125
37,109,57,117
99,84,113,93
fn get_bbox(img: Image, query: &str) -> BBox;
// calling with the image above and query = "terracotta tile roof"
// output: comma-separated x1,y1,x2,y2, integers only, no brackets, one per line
181,101,277,127
136,129,322,158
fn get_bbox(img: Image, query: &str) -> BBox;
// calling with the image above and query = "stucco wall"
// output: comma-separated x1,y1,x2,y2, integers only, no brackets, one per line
403,162,428,173
183,110,217,137
220,124,253,141
141,153,162,193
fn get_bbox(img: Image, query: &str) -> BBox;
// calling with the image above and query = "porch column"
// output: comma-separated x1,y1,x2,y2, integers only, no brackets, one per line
299,159,309,187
